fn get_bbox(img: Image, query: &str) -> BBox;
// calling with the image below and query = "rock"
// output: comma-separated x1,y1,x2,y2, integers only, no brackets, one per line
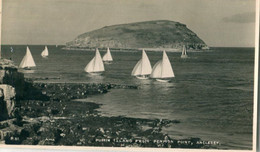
0,85,16,121
0,59,25,97
60,133,66,137
99,128,105,134
0,59,16,70
0,59,47,101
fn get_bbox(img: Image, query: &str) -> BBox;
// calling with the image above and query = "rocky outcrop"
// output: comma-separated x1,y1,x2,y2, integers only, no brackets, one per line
0,59,25,99
0,59,49,101
0,59,48,121
66,20,208,50
0,59,19,121
0,85,16,121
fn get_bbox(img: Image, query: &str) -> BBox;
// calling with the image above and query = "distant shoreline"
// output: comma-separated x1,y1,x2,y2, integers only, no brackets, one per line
61,47,210,52
1,45,254,49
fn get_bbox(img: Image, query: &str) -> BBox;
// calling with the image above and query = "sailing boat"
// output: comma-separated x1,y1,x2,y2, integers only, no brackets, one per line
102,47,113,63
19,46,36,69
41,46,49,58
84,48,105,74
131,49,152,79
181,45,188,58
150,50,175,82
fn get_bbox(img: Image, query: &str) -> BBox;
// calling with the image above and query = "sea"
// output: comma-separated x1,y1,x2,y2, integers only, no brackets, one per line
1,45,254,150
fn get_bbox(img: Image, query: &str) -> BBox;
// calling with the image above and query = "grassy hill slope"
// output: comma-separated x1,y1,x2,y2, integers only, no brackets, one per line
66,20,208,50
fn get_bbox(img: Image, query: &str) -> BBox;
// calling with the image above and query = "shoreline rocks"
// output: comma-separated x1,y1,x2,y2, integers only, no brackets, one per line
31,83,138,102
0,59,210,148
0,85,16,121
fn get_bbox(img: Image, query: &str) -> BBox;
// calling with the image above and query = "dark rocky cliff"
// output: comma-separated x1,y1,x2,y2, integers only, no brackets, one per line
66,20,208,50
0,59,47,121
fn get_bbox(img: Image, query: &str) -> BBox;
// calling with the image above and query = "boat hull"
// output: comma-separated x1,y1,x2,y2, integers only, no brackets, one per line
156,78,171,82
181,55,188,58
136,75,149,80
88,72,103,75
19,67,36,73
103,61,113,64
22,66,36,70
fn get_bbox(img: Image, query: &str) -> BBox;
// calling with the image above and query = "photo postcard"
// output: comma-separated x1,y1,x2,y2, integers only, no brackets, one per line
0,0,258,151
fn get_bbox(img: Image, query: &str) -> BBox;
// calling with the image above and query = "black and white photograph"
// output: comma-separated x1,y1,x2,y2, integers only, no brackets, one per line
0,0,258,151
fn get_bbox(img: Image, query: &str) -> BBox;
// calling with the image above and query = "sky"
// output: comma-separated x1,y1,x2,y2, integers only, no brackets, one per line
1,0,256,47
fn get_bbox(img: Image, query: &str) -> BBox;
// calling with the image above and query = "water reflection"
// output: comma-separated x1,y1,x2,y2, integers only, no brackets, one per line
85,73,104,83
151,80,176,95
132,77,152,84
18,69,36,74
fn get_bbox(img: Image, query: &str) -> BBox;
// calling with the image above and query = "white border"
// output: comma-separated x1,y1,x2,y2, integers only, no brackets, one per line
0,145,255,152
0,0,258,152
0,0,2,58
254,0,260,152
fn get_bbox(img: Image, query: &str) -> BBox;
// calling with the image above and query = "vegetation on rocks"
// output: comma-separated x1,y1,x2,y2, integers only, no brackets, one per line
66,20,208,50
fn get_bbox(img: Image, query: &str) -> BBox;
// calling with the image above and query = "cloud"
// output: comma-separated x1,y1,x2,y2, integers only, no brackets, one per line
138,2,157,8
222,12,255,23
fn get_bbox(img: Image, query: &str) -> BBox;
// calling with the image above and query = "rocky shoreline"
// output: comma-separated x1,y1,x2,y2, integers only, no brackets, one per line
0,59,213,148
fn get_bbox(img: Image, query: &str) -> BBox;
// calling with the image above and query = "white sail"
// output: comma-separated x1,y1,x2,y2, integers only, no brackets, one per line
131,49,152,76
19,46,36,68
41,46,49,57
131,60,142,76
102,47,113,61
85,58,95,72
150,60,162,78
182,45,187,55
181,45,188,58
150,50,174,78
84,48,105,73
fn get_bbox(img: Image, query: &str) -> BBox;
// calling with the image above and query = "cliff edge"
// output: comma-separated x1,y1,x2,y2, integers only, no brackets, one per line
0,59,48,121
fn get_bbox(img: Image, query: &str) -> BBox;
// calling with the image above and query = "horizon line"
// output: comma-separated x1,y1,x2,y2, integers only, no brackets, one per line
0,44,256,48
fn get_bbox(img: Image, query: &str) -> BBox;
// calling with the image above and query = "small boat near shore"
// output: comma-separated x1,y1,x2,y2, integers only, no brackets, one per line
41,46,49,58
131,49,152,79
150,50,174,82
181,45,188,58
19,46,36,70
102,47,113,64
84,48,105,75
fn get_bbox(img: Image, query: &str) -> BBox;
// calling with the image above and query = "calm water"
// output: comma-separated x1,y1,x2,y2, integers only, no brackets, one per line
2,45,254,149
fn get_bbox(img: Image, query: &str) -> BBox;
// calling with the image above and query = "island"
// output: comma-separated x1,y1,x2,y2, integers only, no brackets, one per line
65,20,209,51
